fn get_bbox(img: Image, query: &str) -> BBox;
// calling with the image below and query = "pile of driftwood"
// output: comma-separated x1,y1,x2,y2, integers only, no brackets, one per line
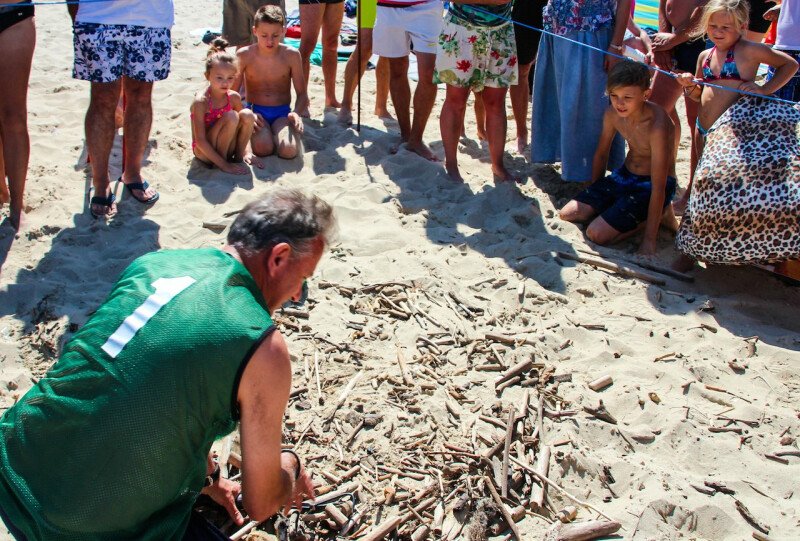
211,277,634,541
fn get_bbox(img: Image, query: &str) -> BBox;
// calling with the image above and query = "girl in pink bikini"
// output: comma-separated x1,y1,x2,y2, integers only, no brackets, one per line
190,38,261,174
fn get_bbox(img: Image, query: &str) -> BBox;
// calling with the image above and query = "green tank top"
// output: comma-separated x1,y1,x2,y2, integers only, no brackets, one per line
0,248,273,540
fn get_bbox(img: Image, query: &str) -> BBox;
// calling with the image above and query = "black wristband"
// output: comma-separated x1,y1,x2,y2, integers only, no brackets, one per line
281,448,302,481
203,464,221,488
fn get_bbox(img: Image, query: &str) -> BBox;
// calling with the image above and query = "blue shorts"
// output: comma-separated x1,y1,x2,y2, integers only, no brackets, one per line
768,49,800,103
574,166,677,233
249,103,291,125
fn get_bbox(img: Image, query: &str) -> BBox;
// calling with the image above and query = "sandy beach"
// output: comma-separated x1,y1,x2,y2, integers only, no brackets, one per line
0,1,799,539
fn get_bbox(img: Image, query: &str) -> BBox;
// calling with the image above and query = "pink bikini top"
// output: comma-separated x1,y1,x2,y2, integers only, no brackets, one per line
203,89,232,128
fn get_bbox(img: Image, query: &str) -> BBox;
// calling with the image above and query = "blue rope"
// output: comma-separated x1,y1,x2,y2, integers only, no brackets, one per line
2,0,115,6
467,4,797,107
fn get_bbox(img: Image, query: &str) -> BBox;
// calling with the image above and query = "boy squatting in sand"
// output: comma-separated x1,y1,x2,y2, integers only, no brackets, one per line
191,39,260,174
235,5,307,160
560,61,679,256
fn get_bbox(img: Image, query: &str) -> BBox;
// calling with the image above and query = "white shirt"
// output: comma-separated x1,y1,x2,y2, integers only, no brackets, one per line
76,0,174,28
775,0,799,50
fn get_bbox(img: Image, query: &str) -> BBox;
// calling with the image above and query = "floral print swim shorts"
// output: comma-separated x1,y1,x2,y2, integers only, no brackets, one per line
73,23,171,83
434,14,518,92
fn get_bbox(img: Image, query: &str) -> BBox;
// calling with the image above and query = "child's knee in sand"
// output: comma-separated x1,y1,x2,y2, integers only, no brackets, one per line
586,217,622,246
559,200,596,223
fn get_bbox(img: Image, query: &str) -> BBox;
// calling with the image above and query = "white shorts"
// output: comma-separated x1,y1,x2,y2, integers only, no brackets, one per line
373,1,443,57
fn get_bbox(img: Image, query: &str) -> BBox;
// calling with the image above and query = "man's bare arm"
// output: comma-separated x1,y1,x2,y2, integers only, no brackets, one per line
237,330,296,521
289,49,309,117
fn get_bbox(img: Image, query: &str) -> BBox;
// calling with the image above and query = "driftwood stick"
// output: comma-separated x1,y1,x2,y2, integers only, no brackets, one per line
553,251,666,285
544,520,622,541
501,408,516,497
735,500,770,534
314,351,323,405
360,516,402,541
230,520,259,540
485,476,521,541
510,457,617,522
324,370,364,424
396,345,413,386
486,332,538,347
531,445,551,510
495,359,534,388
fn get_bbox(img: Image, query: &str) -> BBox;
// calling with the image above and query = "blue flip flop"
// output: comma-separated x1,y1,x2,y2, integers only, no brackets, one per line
116,177,160,205
87,188,116,219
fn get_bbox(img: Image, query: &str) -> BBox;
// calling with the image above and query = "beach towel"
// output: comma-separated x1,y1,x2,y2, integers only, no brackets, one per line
675,96,800,264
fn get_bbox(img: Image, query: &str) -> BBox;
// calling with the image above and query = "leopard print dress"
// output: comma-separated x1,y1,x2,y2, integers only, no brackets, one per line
676,96,800,264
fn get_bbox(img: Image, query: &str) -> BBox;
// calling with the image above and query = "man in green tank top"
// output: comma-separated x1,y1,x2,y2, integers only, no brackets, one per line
0,188,335,541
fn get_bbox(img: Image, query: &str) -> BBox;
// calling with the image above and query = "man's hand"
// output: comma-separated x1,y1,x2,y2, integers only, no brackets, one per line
604,50,622,72
281,452,315,515
763,4,780,20
203,477,245,526
651,32,680,51
674,72,698,88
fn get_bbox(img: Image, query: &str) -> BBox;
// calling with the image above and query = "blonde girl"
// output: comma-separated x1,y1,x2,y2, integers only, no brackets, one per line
190,38,261,174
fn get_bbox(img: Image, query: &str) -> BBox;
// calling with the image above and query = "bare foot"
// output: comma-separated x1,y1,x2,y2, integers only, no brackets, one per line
325,97,341,108
337,108,353,126
375,107,394,120
404,140,439,162
671,253,696,273
492,166,520,184
516,133,528,155
445,162,465,183
296,107,311,119
6,204,24,231
673,195,689,216
476,129,487,142
0,180,9,207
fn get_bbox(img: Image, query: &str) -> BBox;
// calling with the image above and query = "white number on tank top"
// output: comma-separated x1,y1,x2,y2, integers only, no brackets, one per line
101,276,196,359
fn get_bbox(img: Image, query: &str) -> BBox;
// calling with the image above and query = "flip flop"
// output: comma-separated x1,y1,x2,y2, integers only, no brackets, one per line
116,177,160,205
87,187,116,219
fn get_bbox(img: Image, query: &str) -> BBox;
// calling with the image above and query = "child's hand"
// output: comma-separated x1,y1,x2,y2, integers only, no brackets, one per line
244,153,264,169
253,114,266,132
674,72,697,87
737,81,763,95
222,162,250,175
289,112,304,135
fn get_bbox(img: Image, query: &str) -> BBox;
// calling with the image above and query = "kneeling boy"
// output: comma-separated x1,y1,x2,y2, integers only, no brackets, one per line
560,61,678,255
235,5,307,159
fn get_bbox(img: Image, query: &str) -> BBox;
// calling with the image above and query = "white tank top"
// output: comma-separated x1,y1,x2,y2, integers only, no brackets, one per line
775,0,800,51
76,0,174,28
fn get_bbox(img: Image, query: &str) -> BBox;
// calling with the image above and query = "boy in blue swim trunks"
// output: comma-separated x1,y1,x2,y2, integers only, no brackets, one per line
560,61,679,256
235,5,307,159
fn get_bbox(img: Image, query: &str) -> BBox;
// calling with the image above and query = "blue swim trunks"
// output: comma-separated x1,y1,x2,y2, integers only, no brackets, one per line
248,103,291,125
574,166,677,233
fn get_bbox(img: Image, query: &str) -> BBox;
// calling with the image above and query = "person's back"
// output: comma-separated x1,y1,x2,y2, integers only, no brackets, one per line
0,248,273,540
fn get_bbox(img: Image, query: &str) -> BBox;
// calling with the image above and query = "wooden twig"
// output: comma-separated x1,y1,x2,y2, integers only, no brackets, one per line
501,408,516,497
484,476,521,541
553,251,666,285
360,516,402,541
495,359,534,389
323,370,364,424
314,351,323,405
510,457,617,523
735,499,769,534
531,445,551,510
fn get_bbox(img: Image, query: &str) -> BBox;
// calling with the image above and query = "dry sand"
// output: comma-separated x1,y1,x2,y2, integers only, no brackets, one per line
0,1,799,539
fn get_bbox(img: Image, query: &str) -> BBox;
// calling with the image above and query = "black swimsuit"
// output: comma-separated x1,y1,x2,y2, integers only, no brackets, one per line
0,0,34,34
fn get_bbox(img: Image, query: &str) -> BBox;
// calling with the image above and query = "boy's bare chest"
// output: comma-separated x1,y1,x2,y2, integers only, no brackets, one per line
616,118,653,155
248,57,291,84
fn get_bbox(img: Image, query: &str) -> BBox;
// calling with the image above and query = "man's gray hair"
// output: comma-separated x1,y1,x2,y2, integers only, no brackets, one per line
227,189,336,258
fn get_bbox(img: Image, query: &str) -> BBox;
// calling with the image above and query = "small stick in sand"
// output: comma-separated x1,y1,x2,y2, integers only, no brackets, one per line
495,358,534,388
323,370,364,424
510,457,618,523
360,516,402,541
588,375,613,392
735,499,770,534
501,408,516,497
395,345,413,386
553,251,666,285
530,445,551,511
313,350,323,405
484,476,522,541
544,520,622,541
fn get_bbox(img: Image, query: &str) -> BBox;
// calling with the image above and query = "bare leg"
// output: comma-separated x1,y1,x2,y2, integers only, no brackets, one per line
235,109,261,167
251,117,276,157
559,200,597,223
0,17,35,229
440,84,470,182
661,202,679,233
375,56,392,119
299,4,324,116
193,113,239,165
510,61,533,154
272,117,299,159
0,133,7,207
480,86,515,182
388,55,411,143
339,29,374,124
473,92,486,141
586,215,636,245
86,80,122,217
321,2,344,108
673,95,701,214
120,77,158,201
405,51,438,161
